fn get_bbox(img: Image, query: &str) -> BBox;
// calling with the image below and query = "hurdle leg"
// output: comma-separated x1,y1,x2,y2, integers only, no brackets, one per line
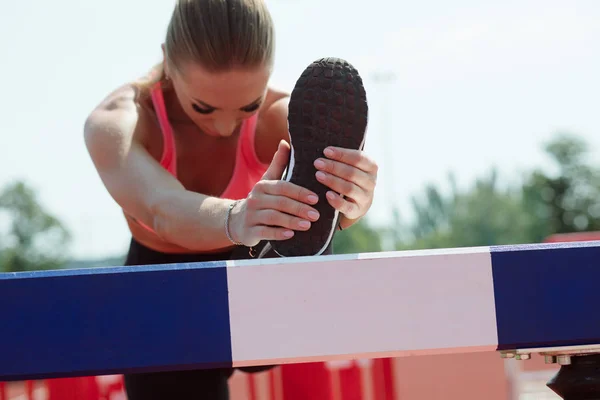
547,354,600,399
25,380,34,400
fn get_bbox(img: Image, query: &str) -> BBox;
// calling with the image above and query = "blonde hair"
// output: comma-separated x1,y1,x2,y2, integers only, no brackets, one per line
136,0,275,96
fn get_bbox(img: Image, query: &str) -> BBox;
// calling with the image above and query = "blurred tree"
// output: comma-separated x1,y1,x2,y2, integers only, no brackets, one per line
333,218,383,254
0,181,71,272
521,133,600,242
398,169,533,250
397,133,600,251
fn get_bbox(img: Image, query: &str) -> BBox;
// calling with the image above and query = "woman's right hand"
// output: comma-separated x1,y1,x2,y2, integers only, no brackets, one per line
229,140,321,247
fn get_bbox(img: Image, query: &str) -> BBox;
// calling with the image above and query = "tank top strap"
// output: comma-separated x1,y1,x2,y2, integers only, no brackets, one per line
150,82,177,177
239,113,268,171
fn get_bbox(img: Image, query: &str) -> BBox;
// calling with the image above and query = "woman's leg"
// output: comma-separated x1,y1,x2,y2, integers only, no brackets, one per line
122,238,236,400
124,368,233,400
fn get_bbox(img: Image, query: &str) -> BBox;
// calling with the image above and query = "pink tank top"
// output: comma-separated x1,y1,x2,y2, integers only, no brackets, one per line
129,82,269,236
150,81,269,200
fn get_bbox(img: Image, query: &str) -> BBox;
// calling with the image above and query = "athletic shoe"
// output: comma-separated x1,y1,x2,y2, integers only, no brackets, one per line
268,57,369,257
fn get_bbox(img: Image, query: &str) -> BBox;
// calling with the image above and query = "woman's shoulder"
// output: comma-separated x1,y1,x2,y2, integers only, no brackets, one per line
85,81,158,147
262,86,290,110
93,83,140,114
254,86,291,164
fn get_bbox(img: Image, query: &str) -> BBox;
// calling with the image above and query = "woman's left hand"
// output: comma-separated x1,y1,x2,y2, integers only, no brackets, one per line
313,146,378,229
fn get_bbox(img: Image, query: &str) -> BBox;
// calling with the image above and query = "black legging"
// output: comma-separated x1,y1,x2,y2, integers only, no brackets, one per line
122,238,274,400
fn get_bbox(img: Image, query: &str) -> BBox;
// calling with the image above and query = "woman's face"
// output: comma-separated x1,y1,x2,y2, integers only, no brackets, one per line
168,61,271,138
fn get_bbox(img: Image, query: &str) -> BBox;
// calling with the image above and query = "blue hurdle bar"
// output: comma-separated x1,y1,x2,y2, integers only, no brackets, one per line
1,241,600,381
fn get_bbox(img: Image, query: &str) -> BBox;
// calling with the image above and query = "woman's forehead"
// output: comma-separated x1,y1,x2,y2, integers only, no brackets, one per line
176,64,270,109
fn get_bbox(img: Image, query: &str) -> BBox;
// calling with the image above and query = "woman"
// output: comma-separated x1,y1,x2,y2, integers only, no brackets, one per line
84,0,377,398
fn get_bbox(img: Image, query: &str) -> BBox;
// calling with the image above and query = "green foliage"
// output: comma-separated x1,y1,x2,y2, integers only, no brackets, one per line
333,218,383,254
521,133,600,242
398,169,534,250
397,133,600,250
0,181,71,272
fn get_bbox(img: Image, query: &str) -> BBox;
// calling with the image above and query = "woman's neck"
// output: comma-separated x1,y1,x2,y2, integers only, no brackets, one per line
161,85,196,125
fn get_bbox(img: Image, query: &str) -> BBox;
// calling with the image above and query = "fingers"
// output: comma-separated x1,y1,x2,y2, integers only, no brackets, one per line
251,225,296,241
315,170,366,202
234,198,298,245
316,147,378,224
323,147,378,174
245,150,325,243
250,194,320,222
256,180,319,206
262,140,291,181
251,209,313,231
325,191,361,219
314,158,376,192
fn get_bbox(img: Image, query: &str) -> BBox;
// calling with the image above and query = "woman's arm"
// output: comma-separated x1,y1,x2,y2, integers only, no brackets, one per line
84,86,320,251
84,86,237,251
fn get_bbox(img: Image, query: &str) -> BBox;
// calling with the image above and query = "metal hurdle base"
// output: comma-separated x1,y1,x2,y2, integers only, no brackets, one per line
546,354,600,399
502,345,600,399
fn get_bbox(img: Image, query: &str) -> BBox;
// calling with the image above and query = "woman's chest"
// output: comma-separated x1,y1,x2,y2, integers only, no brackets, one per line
146,124,240,197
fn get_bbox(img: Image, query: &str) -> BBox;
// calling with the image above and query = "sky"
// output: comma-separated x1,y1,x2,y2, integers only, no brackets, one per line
1,0,600,260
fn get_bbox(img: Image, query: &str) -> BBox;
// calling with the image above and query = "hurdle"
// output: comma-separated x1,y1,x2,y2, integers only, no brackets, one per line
1,240,600,399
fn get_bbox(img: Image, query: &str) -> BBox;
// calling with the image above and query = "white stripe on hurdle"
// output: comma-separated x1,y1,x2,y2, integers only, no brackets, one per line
227,248,498,367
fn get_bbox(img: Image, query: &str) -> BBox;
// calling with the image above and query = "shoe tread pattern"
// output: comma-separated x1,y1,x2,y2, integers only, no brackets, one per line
270,57,368,257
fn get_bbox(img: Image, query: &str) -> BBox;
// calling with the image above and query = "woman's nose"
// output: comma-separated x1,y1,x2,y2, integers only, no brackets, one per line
213,118,237,137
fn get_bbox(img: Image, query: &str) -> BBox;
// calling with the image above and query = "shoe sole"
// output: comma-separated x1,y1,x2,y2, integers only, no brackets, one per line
269,57,368,257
